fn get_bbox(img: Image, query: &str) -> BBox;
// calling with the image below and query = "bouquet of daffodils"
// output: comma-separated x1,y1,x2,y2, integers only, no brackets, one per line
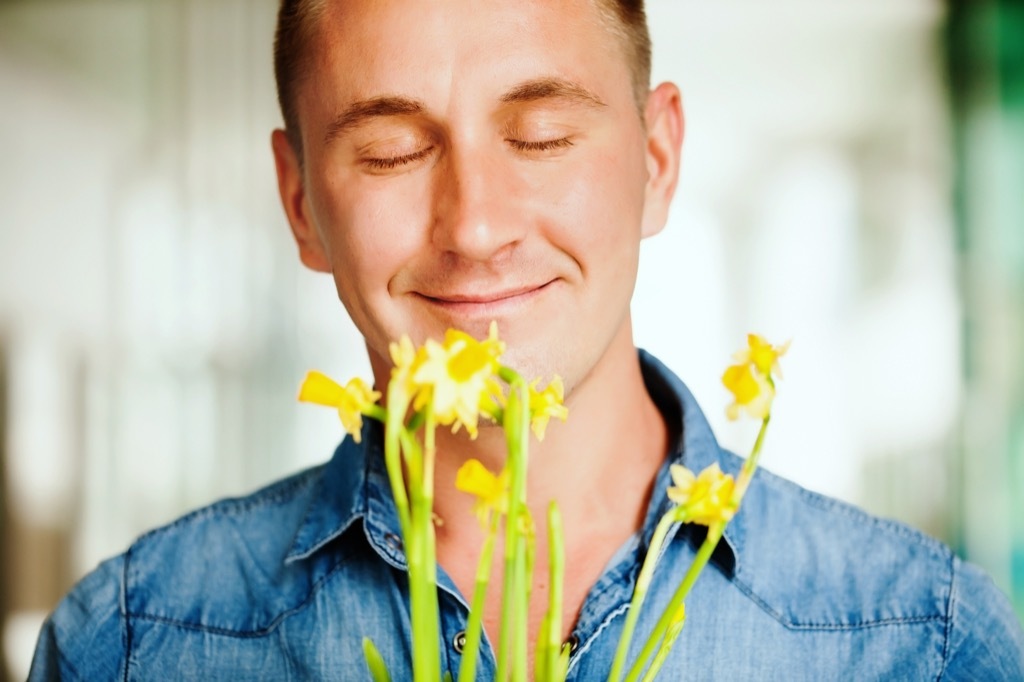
299,326,787,681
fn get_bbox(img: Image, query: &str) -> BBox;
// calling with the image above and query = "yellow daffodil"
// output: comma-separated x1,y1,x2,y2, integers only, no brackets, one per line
528,376,568,441
412,322,505,438
733,334,790,379
389,334,420,376
722,362,774,421
455,458,509,528
667,462,736,526
388,334,424,394
298,372,381,443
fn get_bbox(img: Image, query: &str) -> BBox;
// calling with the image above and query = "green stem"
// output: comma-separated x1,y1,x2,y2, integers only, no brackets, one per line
513,530,529,682
638,603,686,682
732,413,770,503
626,393,774,682
497,373,529,681
401,414,441,681
407,409,426,433
424,408,437,510
424,409,442,680
457,513,501,682
364,404,388,423
363,637,392,682
403,430,428,681
417,410,442,681
534,619,550,682
541,502,565,682
400,428,424,492
524,511,536,606
514,380,532,682
624,521,725,682
384,381,411,540
607,510,680,682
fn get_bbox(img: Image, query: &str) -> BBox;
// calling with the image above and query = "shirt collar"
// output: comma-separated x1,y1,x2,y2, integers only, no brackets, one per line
636,349,743,574
284,418,399,565
285,349,744,574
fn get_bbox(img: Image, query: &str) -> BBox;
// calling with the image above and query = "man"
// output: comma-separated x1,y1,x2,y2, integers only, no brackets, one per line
30,0,1024,679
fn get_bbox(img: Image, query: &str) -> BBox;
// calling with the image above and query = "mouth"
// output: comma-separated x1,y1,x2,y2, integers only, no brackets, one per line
415,280,557,317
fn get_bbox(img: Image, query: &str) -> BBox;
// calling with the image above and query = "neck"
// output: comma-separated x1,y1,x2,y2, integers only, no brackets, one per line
366,320,670,540
366,319,670,643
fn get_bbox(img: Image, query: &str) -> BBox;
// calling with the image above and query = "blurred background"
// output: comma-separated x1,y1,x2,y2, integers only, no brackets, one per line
1,0,1022,677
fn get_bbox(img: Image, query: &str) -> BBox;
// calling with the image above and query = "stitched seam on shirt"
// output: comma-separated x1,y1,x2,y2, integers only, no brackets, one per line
565,602,631,676
731,574,944,630
793,484,947,555
289,513,360,564
564,536,650,674
124,555,349,637
936,553,957,681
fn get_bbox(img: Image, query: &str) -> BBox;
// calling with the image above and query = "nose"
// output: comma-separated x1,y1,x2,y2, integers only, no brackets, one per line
430,143,524,262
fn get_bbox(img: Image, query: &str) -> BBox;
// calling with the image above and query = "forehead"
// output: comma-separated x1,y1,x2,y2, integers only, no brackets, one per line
299,0,633,118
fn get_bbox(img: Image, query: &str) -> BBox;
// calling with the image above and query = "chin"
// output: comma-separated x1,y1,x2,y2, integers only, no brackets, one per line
500,343,570,389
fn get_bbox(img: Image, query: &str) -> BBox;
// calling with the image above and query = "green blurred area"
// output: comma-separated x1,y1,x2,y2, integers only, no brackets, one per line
947,0,1024,621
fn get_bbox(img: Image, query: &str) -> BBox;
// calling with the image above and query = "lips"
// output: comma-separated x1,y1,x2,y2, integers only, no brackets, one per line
414,280,557,316
422,283,549,304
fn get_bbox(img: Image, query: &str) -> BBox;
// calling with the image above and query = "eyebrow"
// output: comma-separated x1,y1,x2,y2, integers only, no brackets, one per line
323,78,606,144
324,96,425,143
500,77,607,108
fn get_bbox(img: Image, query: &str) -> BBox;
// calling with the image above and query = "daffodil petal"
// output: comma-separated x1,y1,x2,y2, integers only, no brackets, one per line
298,371,347,406
667,462,736,525
455,459,498,497
455,459,508,529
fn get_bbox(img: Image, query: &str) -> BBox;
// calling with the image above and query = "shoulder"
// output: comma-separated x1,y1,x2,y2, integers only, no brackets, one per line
30,465,327,678
941,557,1024,678
732,453,953,628
30,556,125,680
724,451,1023,671
122,465,326,633
124,464,321,582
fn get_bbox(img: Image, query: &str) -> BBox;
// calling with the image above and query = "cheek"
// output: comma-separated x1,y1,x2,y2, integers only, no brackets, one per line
535,143,647,274
312,172,431,291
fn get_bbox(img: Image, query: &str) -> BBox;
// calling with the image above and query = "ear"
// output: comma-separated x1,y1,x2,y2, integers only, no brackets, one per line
271,129,332,273
639,82,684,239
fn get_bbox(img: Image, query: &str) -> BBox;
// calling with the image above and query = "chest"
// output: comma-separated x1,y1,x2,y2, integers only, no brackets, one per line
119,538,948,680
123,565,947,682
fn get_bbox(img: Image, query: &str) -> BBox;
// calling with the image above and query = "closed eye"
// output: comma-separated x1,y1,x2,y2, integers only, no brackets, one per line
507,138,574,153
362,145,435,171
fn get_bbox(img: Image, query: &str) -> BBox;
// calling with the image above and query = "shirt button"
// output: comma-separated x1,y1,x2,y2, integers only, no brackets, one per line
453,630,467,653
384,532,403,550
566,634,580,655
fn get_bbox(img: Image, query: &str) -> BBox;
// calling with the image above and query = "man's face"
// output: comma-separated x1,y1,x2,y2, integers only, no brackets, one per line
275,0,681,397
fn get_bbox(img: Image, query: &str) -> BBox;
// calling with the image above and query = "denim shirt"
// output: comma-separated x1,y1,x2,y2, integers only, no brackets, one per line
31,351,1024,680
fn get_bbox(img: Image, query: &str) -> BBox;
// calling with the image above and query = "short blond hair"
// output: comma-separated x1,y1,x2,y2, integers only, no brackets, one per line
273,0,651,157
